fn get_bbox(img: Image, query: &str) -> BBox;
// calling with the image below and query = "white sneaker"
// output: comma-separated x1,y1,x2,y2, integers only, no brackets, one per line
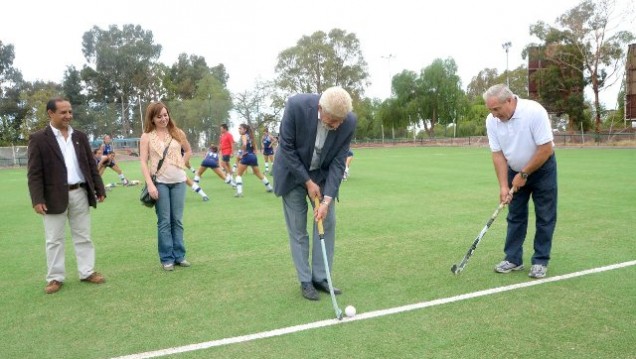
494,260,524,273
162,263,174,271
528,264,548,279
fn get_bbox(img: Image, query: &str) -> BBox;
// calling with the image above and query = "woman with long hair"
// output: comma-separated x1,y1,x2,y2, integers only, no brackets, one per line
140,101,193,271
234,123,273,197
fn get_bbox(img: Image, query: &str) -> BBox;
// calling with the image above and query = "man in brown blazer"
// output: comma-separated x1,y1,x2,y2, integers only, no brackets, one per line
27,97,107,294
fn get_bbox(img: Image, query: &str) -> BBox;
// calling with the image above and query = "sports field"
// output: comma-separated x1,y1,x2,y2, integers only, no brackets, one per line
2,146,635,358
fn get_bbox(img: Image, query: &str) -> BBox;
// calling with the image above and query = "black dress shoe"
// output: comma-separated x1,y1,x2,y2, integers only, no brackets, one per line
312,280,342,295
301,282,319,301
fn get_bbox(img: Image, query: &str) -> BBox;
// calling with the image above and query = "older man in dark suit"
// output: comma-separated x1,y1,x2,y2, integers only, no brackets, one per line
27,97,107,294
273,86,356,301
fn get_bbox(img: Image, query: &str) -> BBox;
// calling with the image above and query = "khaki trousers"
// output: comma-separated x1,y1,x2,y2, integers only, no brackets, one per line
43,188,95,282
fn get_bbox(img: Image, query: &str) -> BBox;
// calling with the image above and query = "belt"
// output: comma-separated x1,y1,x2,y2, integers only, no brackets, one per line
69,183,86,190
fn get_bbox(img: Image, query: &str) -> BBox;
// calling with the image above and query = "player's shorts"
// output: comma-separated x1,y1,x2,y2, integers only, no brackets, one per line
101,157,116,167
201,157,220,169
240,153,258,167
222,155,231,162
347,150,354,157
263,148,274,156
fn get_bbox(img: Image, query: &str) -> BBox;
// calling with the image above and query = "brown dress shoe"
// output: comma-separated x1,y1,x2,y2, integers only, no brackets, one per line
45,280,63,294
81,272,105,284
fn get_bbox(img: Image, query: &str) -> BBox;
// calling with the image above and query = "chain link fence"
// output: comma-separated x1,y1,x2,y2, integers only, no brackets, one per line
0,146,28,167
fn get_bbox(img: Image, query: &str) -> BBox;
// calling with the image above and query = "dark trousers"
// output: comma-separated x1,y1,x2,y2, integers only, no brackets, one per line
504,154,557,266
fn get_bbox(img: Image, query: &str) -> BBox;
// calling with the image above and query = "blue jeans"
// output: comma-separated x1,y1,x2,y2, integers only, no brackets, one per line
155,182,186,264
504,154,557,266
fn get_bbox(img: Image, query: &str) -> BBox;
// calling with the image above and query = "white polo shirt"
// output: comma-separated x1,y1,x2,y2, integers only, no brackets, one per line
486,97,553,172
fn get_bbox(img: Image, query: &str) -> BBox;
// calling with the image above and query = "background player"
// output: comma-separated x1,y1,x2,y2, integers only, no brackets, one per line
97,135,129,185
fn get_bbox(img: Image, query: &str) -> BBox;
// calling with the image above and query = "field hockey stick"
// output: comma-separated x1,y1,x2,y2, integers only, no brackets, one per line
451,187,516,275
314,197,344,320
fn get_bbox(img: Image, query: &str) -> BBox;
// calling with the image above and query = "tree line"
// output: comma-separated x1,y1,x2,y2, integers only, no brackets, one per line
0,0,633,147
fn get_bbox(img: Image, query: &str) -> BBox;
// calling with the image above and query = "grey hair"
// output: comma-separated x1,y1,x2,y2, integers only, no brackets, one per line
319,86,353,119
483,84,514,103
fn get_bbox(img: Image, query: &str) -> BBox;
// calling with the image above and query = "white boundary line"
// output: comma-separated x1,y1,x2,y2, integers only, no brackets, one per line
112,260,636,359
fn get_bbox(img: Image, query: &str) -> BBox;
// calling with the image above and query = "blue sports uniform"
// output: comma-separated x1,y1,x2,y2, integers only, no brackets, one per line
347,149,354,157
102,143,117,167
201,150,220,169
262,134,274,156
240,136,258,166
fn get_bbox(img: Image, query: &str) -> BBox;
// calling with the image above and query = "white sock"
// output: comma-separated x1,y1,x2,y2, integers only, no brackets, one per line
262,176,273,191
119,173,126,180
236,176,243,194
191,183,207,198
194,175,200,183
265,163,269,172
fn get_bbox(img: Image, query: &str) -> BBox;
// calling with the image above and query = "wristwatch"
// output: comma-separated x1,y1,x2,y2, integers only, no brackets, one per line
519,171,529,180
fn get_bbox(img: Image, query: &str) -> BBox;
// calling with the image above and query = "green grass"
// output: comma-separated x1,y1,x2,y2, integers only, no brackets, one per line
2,147,635,358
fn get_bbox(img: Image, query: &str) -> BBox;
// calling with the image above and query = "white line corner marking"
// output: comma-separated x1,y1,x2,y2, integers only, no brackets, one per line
112,260,636,359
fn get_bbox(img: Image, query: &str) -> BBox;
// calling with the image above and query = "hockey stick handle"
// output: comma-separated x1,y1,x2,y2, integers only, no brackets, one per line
314,197,325,235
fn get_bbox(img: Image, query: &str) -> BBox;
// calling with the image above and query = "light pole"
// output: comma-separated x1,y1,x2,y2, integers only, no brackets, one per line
381,53,395,98
502,42,512,87
381,54,396,142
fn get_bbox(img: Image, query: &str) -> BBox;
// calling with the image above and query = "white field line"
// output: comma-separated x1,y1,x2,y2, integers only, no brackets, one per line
112,260,636,359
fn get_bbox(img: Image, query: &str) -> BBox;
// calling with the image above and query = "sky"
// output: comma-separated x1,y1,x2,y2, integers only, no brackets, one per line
1,0,634,109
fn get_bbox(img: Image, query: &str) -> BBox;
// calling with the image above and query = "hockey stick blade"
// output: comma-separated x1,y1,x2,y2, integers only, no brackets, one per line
450,188,515,275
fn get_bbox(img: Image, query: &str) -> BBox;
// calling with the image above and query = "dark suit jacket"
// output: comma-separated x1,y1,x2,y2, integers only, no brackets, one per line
27,125,106,214
273,93,356,199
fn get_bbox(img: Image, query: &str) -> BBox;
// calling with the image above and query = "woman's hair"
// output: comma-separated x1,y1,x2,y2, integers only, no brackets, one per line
319,87,353,119
239,123,254,144
210,145,218,152
144,101,185,143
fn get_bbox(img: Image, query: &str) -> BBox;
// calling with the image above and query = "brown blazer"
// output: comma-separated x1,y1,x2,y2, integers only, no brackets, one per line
27,125,106,214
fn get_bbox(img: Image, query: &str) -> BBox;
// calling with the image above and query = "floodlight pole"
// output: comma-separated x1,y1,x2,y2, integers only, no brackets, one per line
381,54,396,98
381,53,396,144
502,42,512,87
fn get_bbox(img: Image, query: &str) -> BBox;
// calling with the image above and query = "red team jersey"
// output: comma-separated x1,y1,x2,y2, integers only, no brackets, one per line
220,132,234,156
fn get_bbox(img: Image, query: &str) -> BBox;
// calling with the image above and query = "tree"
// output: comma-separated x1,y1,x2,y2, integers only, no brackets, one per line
528,44,588,130
165,73,232,148
466,68,499,102
415,58,464,137
350,97,382,140
529,0,635,133
466,66,528,102
164,54,227,101
386,70,419,139
81,24,162,137
0,40,29,145
233,79,284,137
275,29,369,100
19,82,61,140
0,40,17,98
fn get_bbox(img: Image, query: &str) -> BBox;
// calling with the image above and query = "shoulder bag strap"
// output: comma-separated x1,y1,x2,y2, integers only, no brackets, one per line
155,138,173,174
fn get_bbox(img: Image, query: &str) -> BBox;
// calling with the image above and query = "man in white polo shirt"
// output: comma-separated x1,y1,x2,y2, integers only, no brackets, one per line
484,84,558,279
